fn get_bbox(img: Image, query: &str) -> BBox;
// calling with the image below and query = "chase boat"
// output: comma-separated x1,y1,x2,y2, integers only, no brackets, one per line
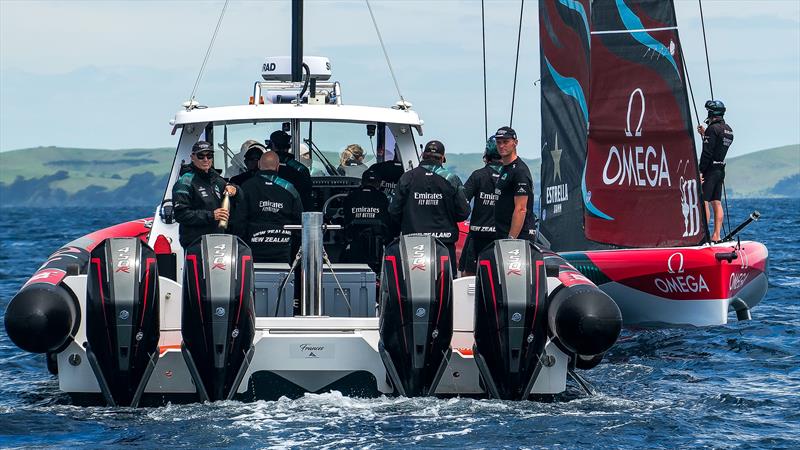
4,48,621,405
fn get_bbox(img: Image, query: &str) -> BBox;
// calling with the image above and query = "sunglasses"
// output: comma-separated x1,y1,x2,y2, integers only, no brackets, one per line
195,152,214,160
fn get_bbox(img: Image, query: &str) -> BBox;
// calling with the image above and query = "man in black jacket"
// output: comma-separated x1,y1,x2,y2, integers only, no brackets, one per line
172,141,240,248
230,142,266,186
238,151,303,263
697,100,734,242
269,130,313,211
389,140,470,270
494,126,537,242
341,169,392,272
459,136,502,275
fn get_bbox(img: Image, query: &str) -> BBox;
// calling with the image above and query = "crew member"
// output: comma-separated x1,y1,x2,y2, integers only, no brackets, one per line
238,151,303,264
369,157,405,201
229,142,266,186
389,140,470,270
338,144,368,178
172,141,240,248
459,136,502,275
494,127,537,241
341,169,392,272
269,130,313,210
697,100,733,242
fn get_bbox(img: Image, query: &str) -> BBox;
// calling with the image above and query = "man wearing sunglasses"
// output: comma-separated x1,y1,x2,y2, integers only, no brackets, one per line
172,140,241,248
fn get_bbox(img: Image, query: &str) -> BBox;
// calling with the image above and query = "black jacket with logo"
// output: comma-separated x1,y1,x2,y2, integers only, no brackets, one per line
277,152,313,210
495,157,537,239
238,170,303,263
699,118,734,174
369,160,405,200
389,161,470,243
463,162,502,237
172,164,241,248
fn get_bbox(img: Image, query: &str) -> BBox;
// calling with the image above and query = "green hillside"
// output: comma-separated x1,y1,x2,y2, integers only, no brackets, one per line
0,144,796,207
722,144,799,197
0,146,174,192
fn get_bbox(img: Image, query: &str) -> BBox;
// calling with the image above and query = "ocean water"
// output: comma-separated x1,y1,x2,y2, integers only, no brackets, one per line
1,199,798,449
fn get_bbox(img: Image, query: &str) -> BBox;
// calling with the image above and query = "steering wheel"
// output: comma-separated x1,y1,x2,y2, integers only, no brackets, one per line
322,193,349,223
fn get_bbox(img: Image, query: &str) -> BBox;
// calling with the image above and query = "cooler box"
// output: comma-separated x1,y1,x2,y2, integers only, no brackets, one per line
253,263,294,317
322,264,377,317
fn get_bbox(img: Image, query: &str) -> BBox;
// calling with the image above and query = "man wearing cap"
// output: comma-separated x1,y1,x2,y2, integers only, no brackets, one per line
389,140,470,270
269,130,313,210
172,141,241,248
459,136,503,276
493,127,537,242
229,142,266,186
237,151,303,264
341,169,392,272
696,100,734,242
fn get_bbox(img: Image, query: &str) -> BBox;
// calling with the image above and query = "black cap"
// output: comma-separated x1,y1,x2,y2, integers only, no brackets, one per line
244,144,265,160
494,126,517,140
192,141,213,153
423,140,445,155
362,169,380,184
269,130,291,150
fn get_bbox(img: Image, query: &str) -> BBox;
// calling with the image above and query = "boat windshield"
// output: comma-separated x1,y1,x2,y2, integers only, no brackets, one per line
212,120,399,179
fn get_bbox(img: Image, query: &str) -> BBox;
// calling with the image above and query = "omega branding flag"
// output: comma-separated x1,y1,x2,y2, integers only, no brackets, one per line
583,0,706,248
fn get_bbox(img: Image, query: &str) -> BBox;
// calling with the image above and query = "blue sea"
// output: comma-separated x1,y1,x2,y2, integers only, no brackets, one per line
1,199,798,449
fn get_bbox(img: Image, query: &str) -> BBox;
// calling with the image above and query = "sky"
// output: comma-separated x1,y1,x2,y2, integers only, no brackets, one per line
1,0,799,160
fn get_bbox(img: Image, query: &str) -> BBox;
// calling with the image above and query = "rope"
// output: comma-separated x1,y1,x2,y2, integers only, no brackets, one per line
721,180,731,239
481,0,488,139
365,0,406,105
698,0,714,99
509,0,525,126
679,43,701,125
187,0,229,106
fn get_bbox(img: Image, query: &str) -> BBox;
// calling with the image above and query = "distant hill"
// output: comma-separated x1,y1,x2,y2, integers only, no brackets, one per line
0,144,796,206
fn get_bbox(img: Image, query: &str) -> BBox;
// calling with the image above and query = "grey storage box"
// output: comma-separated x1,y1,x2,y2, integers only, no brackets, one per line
253,263,294,317
322,264,377,317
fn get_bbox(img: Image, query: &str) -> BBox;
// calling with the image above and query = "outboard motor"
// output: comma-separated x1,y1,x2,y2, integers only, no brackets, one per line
546,255,622,361
84,238,160,407
473,239,549,400
181,234,255,402
379,235,453,397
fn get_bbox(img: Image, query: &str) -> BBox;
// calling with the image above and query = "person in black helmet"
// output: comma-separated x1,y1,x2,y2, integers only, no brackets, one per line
341,169,392,272
696,100,734,242
389,140,470,271
494,126,537,241
269,130,313,210
459,136,503,275
172,141,241,248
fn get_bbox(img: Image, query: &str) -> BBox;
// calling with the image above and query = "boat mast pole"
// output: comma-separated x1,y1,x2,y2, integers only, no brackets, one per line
291,0,303,83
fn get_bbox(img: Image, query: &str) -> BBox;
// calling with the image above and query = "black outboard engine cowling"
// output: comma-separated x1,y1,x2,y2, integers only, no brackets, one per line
473,239,549,400
181,234,255,402
379,235,453,397
85,238,160,407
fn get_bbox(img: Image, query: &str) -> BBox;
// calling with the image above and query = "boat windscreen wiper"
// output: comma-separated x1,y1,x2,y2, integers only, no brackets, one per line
303,138,339,176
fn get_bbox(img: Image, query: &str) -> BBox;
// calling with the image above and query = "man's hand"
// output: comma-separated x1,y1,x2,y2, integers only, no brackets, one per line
213,208,230,221
696,125,705,136
225,184,237,196
699,174,704,183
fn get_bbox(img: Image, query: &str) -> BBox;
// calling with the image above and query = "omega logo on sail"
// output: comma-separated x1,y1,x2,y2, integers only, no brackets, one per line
602,88,672,188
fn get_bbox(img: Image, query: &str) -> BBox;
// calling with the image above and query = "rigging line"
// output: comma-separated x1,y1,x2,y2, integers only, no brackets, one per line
509,0,525,127
188,0,229,105
481,0,488,139
679,44,701,125
698,0,714,100
722,181,731,239
365,0,406,105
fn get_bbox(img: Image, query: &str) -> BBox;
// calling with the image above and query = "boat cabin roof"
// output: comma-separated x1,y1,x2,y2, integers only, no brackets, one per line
172,104,423,130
